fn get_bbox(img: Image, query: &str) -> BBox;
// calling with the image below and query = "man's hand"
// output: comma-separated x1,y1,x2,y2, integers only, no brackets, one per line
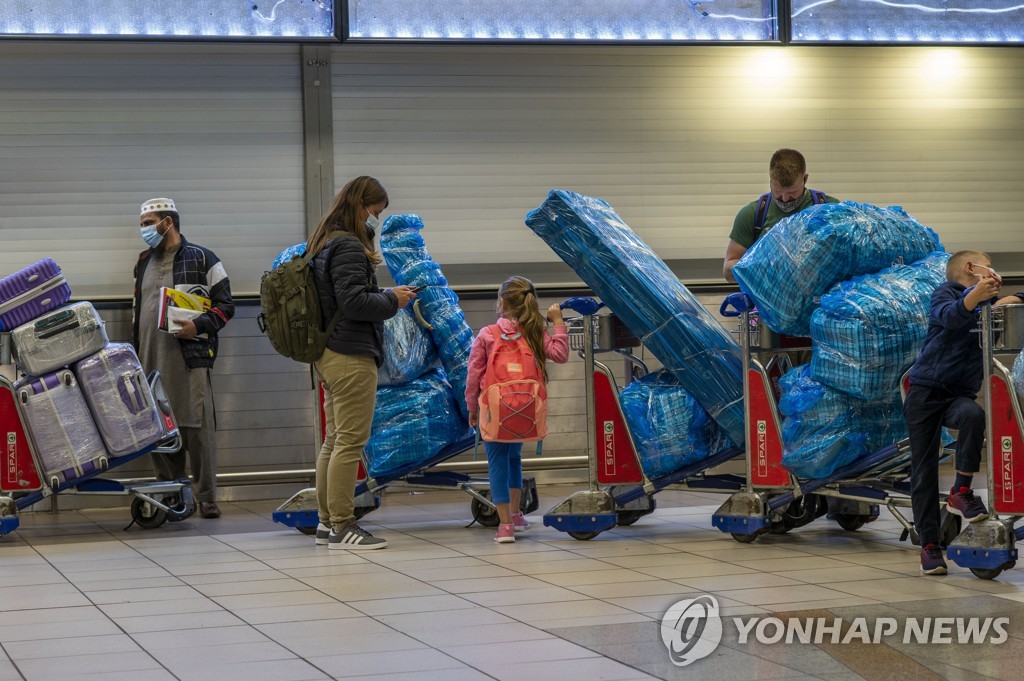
173,320,199,340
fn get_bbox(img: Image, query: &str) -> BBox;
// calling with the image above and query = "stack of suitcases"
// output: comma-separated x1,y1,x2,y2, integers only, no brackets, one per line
0,258,165,490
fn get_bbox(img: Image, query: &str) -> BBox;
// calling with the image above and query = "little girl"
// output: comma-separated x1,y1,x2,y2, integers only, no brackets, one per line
466,276,569,543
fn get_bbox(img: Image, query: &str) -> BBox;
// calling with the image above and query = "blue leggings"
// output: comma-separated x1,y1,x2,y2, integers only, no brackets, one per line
484,441,523,504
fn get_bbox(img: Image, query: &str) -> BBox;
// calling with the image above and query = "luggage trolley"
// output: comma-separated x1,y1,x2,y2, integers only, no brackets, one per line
542,297,745,540
711,293,960,545
273,385,539,534
0,332,193,537
946,303,1024,580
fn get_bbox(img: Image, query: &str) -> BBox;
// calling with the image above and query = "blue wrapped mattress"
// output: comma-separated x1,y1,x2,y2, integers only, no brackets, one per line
381,214,474,421
810,251,949,400
733,202,943,335
778,365,907,479
365,368,469,479
619,370,734,478
1013,352,1024,399
525,190,745,445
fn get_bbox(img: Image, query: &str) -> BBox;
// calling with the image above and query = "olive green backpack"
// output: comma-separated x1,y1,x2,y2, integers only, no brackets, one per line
257,251,340,364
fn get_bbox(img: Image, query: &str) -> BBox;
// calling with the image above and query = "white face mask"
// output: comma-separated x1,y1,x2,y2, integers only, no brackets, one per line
365,214,381,232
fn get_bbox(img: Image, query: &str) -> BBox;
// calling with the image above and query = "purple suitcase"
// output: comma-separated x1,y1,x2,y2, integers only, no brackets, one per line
12,302,109,377
0,259,72,332
16,370,108,489
74,344,163,458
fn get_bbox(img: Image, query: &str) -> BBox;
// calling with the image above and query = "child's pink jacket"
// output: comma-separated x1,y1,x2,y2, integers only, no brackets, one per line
464,317,569,413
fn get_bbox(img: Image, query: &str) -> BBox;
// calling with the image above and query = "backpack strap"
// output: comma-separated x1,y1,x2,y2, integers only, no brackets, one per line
489,323,521,343
752,192,772,233
809,188,826,205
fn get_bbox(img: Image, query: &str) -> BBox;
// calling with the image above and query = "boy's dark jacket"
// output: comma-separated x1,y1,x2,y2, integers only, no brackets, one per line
910,281,987,397
132,236,234,369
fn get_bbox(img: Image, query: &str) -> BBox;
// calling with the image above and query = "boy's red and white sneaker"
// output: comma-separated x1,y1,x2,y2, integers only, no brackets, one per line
494,523,516,543
511,512,530,533
947,488,988,523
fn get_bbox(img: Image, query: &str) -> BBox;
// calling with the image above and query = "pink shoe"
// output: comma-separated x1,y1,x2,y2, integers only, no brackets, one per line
494,523,516,543
511,512,530,532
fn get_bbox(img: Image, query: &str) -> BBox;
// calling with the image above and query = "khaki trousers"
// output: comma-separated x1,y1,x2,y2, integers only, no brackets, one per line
314,349,377,530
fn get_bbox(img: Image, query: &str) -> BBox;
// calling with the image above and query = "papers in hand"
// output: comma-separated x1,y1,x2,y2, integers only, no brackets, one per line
158,287,211,337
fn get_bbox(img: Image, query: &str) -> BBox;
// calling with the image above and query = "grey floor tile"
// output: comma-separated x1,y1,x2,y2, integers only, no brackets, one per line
307,648,466,677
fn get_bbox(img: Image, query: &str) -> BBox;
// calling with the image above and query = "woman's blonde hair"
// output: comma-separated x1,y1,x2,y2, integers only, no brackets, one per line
497,276,549,382
306,176,388,264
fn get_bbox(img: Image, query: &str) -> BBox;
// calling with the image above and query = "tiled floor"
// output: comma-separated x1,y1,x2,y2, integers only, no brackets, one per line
2,484,1023,681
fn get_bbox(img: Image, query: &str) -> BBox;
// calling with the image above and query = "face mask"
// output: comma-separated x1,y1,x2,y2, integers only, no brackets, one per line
141,223,164,248
773,196,802,213
365,214,380,238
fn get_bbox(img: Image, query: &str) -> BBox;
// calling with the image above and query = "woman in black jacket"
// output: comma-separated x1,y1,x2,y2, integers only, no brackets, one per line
306,176,416,550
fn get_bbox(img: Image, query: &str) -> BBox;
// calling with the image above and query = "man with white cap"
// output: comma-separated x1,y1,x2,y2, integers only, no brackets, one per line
133,198,234,519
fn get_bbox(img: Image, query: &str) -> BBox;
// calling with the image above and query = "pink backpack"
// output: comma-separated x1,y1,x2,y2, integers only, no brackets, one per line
478,324,548,442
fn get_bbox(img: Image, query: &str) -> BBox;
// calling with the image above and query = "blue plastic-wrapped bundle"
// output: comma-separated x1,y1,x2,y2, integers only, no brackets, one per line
778,365,904,479
272,242,306,270
619,370,734,478
380,214,474,420
525,190,745,445
378,308,438,386
733,202,943,335
810,251,949,400
1013,352,1024,399
365,368,469,479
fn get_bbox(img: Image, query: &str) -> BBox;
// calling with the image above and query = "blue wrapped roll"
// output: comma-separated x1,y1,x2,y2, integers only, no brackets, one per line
272,242,306,270
619,370,734,478
378,308,438,386
525,190,745,445
810,251,949,400
733,202,943,335
365,368,470,479
380,214,474,421
778,365,906,479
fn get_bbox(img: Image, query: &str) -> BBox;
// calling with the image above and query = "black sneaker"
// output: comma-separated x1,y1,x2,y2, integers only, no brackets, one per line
315,522,330,546
947,488,988,523
920,545,948,575
328,523,388,550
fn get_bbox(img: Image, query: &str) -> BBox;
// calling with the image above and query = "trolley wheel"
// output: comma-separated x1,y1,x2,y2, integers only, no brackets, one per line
568,531,600,541
295,525,317,536
616,497,656,526
471,493,500,528
767,520,792,535
354,505,375,520
834,513,868,532
130,498,168,529
730,532,759,544
940,510,962,548
970,567,1004,580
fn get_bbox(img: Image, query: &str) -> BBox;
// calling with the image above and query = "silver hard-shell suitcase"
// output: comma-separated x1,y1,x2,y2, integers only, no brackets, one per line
12,302,108,376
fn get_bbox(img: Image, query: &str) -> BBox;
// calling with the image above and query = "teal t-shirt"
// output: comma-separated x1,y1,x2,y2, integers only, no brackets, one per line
729,190,839,249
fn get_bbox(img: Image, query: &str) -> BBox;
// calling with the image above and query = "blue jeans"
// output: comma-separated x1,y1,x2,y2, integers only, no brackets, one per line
484,441,524,504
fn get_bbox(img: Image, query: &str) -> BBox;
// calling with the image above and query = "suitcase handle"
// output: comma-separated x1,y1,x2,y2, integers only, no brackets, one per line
122,372,153,414
34,309,80,339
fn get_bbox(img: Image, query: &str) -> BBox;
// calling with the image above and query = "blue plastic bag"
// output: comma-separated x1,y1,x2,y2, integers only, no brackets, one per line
619,370,734,479
365,368,470,479
810,251,949,400
272,242,306,270
380,214,474,421
733,202,943,335
378,308,438,386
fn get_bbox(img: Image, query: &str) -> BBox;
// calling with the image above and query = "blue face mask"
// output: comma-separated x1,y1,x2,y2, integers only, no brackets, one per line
365,214,381,236
141,223,164,249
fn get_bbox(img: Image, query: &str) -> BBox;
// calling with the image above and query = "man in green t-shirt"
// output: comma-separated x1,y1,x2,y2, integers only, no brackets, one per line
723,148,838,282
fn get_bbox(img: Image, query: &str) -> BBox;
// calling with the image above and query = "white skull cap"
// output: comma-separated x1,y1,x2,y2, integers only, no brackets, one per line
140,198,177,215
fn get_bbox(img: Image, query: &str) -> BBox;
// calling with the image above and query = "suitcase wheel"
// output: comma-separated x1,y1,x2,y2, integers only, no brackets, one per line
99,457,109,472
49,475,61,490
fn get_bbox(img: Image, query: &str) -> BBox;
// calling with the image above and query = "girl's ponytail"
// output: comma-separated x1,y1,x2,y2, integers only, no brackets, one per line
498,276,549,382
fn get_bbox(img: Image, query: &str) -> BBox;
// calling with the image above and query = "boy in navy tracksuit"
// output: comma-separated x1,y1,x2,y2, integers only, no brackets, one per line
905,250,1024,575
